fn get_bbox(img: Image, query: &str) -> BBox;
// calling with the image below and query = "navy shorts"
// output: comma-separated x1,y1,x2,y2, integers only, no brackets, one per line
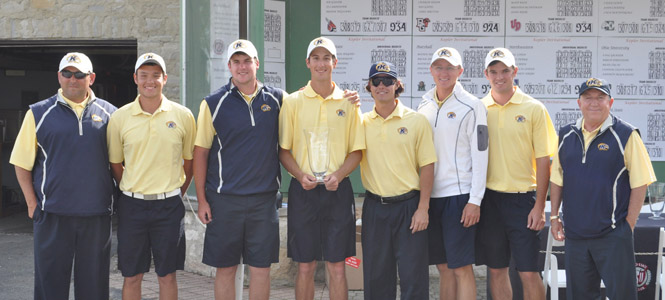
475,189,541,272
428,194,476,268
202,191,279,268
117,194,186,277
287,177,355,263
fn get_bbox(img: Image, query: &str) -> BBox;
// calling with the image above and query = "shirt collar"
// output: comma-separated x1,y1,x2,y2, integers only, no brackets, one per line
575,114,614,133
56,88,93,107
483,86,524,107
303,81,344,100
368,99,406,120
130,94,171,115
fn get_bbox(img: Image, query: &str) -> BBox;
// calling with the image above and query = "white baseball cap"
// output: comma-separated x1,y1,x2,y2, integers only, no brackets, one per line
226,39,258,63
59,52,93,74
135,52,167,73
431,47,463,68
484,47,516,69
306,37,337,59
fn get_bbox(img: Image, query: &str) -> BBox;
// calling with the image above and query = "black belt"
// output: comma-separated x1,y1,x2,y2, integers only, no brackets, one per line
366,190,419,204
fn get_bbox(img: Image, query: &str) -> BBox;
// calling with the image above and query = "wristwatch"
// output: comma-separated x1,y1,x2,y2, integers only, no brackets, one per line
550,215,560,220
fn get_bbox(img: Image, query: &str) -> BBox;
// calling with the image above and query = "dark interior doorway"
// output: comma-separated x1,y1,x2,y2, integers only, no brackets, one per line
0,39,138,216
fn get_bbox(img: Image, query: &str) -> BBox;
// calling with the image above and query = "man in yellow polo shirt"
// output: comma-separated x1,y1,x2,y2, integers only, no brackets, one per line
107,53,196,300
360,61,436,300
549,78,656,300
278,37,365,300
476,48,557,300
11,52,117,300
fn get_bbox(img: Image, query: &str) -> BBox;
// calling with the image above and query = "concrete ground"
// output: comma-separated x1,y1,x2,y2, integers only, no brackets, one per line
0,210,487,300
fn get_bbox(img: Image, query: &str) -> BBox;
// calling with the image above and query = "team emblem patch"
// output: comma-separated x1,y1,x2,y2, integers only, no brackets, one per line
447,112,456,119
636,263,651,292
375,62,390,72
398,127,408,135
438,48,452,58
143,53,155,60
336,109,346,117
490,49,505,58
261,104,271,112
91,114,103,122
586,78,603,87
233,41,245,50
67,54,81,63
166,121,177,129
597,143,609,151
515,115,526,123
313,38,326,46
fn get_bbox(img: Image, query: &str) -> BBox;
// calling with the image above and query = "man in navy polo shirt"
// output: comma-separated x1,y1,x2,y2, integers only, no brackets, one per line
11,52,117,300
550,78,656,299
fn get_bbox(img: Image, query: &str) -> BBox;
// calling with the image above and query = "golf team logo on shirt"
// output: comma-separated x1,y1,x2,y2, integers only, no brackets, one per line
261,104,271,112
597,143,609,151
398,127,408,135
91,114,103,122
166,121,177,129
515,115,526,123
447,112,456,119
336,109,346,117
636,262,651,292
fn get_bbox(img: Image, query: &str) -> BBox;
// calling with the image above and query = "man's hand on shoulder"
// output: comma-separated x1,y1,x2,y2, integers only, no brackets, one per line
343,89,361,106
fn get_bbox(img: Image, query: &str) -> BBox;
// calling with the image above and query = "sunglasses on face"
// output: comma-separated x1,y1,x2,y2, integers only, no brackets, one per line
61,70,89,79
371,77,396,87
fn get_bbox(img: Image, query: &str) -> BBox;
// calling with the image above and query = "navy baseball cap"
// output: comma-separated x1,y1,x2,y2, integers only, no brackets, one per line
368,61,397,79
579,78,611,98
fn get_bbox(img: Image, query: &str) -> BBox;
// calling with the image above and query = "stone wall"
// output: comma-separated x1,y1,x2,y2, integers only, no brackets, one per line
0,0,181,101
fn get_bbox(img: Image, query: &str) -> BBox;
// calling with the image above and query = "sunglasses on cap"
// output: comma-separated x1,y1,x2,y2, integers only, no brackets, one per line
61,70,90,79
370,77,396,87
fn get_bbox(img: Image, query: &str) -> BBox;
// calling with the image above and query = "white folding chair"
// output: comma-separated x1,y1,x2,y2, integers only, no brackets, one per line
542,229,606,300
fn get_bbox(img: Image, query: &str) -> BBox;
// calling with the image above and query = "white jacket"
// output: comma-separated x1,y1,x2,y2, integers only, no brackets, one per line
417,82,488,205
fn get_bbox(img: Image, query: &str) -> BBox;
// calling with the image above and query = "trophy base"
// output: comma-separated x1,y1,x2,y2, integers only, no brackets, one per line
314,173,326,184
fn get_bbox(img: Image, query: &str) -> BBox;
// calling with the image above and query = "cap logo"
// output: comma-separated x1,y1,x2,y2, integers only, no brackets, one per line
398,127,408,135
336,109,346,117
314,38,325,46
233,41,244,49
438,49,452,57
166,121,177,129
376,62,390,72
515,115,526,123
598,143,609,151
261,104,271,112
144,53,154,59
67,54,81,63
586,78,603,87
447,112,456,119
490,50,505,58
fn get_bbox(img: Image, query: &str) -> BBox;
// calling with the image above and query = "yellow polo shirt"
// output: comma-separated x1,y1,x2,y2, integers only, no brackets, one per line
360,100,437,197
107,95,196,194
551,119,656,188
481,87,557,192
278,81,365,176
10,89,90,171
